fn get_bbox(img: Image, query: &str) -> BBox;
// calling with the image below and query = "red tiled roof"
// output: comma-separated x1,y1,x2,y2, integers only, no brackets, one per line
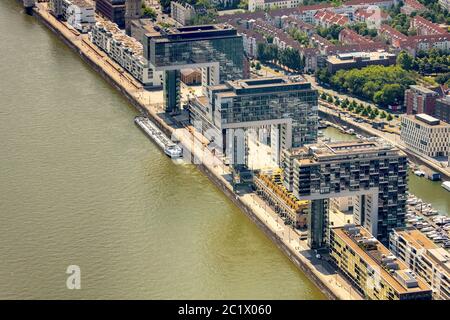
404,0,426,10
314,10,349,26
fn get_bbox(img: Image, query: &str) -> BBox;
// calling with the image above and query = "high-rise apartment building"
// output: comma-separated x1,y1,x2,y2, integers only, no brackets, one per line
282,140,408,247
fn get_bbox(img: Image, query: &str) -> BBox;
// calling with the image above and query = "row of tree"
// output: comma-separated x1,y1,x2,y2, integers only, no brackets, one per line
320,93,394,121
257,43,304,71
316,65,416,107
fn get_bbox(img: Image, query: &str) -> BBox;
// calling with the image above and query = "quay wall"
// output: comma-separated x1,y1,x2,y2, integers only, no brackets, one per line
31,7,339,300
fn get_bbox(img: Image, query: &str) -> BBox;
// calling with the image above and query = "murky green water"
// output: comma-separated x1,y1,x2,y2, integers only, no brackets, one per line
0,1,324,299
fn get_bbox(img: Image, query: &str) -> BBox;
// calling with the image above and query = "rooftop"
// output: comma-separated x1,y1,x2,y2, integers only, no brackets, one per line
402,113,450,127
287,140,405,164
327,50,395,64
333,225,431,295
393,227,450,275
146,24,239,43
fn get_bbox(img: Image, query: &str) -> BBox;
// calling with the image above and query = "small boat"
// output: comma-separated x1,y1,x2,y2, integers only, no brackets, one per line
442,181,450,192
164,145,183,158
414,170,426,177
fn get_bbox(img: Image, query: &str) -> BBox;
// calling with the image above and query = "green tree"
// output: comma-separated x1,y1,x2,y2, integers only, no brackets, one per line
327,96,334,104
387,114,393,121
255,62,261,70
397,51,414,70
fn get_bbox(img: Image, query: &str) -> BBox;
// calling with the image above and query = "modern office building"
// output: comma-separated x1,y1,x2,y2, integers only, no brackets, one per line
389,227,450,300
282,140,408,248
435,95,450,124
89,21,163,87
405,85,439,115
189,77,318,165
330,225,432,300
143,24,245,112
400,114,450,158
125,0,141,35
95,0,126,29
170,1,196,26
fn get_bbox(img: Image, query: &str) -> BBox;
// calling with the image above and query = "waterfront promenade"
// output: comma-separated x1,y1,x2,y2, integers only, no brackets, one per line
32,4,363,299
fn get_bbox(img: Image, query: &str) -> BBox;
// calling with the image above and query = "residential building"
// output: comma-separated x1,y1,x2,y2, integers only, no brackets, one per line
189,77,318,165
379,24,409,48
326,50,396,73
63,0,95,33
314,10,349,28
405,85,439,115
435,95,450,123
401,0,426,15
170,1,196,26
282,140,408,246
125,0,141,34
410,16,448,36
89,21,163,87
400,113,450,158
95,0,126,29
339,28,373,45
343,0,396,10
389,227,450,300
248,0,303,12
330,225,432,300
354,7,391,29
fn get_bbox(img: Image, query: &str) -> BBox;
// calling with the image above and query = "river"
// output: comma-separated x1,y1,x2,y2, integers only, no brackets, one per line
0,1,323,299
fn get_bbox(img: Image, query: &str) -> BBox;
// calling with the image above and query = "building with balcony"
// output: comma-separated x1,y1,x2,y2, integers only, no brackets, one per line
89,21,163,87
330,225,432,300
389,227,450,300
400,113,450,158
282,140,408,247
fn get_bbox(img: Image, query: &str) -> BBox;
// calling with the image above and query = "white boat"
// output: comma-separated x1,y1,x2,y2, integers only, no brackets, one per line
164,145,183,158
134,116,183,159
414,170,426,177
442,181,450,192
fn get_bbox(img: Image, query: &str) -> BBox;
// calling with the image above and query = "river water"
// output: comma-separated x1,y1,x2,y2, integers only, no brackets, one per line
0,1,324,299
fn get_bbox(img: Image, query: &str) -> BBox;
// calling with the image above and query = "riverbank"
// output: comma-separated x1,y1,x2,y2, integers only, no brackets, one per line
30,4,362,299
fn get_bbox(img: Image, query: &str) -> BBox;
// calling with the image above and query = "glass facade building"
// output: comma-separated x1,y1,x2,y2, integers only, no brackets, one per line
143,25,245,111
